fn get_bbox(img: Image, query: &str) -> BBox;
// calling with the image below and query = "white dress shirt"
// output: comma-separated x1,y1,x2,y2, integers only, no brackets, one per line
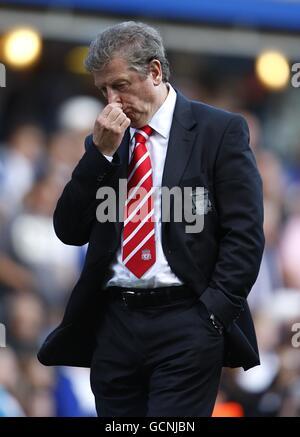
105,84,183,288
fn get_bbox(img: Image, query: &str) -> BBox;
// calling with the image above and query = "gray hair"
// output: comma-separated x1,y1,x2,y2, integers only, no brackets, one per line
84,21,170,82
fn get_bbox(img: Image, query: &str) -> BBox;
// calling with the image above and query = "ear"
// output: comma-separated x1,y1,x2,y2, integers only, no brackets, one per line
149,59,163,85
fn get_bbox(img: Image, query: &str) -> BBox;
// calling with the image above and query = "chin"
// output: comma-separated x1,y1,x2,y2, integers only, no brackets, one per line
126,113,142,128
129,119,140,128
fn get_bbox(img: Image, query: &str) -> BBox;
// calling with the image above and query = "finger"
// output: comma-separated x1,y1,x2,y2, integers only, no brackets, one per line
108,108,126,123
101,102,123,118
96,108,122,127
111,111,127,126
101,105,113,118
119,116,131,130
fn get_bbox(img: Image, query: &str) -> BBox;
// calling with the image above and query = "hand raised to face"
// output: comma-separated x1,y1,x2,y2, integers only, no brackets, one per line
93,102,131,156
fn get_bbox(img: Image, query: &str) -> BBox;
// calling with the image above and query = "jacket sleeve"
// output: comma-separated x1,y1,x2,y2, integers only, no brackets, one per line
199,115,265,329
53,135,121,246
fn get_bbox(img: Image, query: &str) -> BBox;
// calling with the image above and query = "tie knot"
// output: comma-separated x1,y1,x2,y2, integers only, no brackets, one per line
134,125,153,144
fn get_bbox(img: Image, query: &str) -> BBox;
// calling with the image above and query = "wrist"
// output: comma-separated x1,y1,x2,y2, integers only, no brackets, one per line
92,139,115,157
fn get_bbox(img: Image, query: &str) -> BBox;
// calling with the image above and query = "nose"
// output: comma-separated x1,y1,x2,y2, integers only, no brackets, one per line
107,87,122,105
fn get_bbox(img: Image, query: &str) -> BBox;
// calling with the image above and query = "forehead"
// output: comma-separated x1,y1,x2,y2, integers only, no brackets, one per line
93,57,132,88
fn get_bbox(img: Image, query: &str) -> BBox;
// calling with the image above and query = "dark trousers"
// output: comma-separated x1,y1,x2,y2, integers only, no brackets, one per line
90,292,224,417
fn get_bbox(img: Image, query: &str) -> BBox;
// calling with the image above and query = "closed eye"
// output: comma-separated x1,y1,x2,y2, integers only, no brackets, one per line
114,83,129,92
98,82,129,98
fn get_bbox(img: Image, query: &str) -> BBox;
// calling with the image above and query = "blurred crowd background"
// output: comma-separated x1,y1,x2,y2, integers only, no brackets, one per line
0,0,300,417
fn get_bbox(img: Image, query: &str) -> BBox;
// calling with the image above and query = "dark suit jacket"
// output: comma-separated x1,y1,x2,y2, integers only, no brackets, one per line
37,91,264,371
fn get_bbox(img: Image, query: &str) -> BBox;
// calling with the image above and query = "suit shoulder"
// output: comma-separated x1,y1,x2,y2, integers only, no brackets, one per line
190,99,248,130
84,134,94,151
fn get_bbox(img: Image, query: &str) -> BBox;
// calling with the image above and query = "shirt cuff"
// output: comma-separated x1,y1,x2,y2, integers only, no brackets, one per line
103,154,114,162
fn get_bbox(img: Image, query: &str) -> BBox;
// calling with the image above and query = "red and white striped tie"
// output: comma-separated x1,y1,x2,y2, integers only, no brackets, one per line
122,125,156,278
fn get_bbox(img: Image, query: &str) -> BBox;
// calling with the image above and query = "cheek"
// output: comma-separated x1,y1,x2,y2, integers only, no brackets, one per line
136,96,152,109
127,98,143,111
123,95,136,107
125,90,151,111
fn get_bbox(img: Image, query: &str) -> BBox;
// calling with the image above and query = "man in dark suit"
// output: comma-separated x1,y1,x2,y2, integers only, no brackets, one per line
38,21,264,417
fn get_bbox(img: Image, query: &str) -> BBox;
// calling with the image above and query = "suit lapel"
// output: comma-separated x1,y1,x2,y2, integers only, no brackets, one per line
162,92,197,189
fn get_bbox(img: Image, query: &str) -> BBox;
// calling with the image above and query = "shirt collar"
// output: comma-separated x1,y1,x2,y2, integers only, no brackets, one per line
130,83,177,141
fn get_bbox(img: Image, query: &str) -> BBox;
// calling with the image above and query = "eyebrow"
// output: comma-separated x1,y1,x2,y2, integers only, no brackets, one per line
96,79,129,89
